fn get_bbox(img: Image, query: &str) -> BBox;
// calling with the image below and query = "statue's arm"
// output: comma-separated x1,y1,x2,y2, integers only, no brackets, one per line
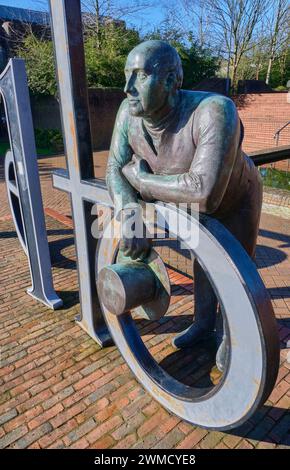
140,96,240,214
106,99,138,213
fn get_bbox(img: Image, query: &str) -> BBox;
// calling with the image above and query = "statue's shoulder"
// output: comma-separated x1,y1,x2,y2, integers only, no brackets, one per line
114,98,131,136
195,92,236,115
117,98,130,120
181,90,235,115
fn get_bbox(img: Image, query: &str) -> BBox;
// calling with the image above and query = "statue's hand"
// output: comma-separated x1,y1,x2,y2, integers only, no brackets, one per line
122,155,151,192
119,235,152,260
119,204,152,260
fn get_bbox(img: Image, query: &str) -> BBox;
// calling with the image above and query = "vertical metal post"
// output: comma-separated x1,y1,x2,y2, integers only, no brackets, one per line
49,0,112,346
1,59,62,310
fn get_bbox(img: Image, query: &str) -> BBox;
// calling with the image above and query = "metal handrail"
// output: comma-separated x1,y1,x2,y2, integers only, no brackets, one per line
274,121,290,146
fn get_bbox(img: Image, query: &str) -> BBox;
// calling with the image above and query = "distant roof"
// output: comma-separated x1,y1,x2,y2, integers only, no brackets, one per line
0,5,125,28
0,5,50,25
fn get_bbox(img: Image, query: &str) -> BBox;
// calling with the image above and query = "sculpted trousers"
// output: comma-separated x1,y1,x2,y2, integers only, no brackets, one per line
193,174,263,332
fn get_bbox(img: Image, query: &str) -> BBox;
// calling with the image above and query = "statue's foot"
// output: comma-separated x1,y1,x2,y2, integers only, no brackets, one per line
172,323,215,350
216,336,229,372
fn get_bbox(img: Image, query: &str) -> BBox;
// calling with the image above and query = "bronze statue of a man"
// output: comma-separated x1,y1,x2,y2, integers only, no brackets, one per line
106,40,262,369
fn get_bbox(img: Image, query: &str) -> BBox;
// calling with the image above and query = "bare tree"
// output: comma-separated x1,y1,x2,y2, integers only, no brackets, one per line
201,0,271,90
158,0,213,48
264,0,289,84
81,0,154,45
158,0,272,90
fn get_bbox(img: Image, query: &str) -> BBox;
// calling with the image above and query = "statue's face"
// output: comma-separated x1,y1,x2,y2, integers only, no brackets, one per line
124,49,170,118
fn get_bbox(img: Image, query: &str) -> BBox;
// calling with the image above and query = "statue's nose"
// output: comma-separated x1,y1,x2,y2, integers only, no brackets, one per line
124,75,135,94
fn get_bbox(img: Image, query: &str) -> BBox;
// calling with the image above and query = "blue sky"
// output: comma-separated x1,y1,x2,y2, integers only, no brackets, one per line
0,0,165,32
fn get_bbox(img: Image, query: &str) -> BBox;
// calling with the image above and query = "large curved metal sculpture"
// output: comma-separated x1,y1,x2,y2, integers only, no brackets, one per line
95,204,279,430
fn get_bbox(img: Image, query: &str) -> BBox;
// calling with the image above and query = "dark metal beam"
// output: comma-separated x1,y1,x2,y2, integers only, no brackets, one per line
249,145,290,166
49,0,112,346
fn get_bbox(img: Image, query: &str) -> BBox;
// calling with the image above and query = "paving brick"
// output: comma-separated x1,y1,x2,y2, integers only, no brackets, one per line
96,397,130,423
159,416,181,435
84,383,115,406
76,397,109,425
199,432,224,449
113,433,137,449
63,418,96,446
86,416,123,444
153,428,184,449
29,375,62,397
0,392,30,415
89,435,115,449
110,380,137,402
256,441,277,449
0,425,28,449
142,401,160,418
28,403,64,430
178,422,194,436
48,439,65,449
4,405,43,433
111,413,145,441
176,428,208,449
50,373,83,394
0,408,18,426
11,423,53,449
70,437,89,449
81,358,110,376
236,439,255,449
0,365,14,379
73,370,104,391
29,441,41,449
268,380,290,404
10,376,45,397
215,441,230,449
17,390,53,414
62,384,98,409
42,386,74,410
121,395,152,419
137,410,168,438
38,419,78,448
50,402,87,429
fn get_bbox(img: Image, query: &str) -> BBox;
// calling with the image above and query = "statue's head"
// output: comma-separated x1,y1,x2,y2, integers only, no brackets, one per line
124,40,183,118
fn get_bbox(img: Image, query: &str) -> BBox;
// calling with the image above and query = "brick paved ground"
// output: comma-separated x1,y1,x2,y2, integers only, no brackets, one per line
0,152,289,449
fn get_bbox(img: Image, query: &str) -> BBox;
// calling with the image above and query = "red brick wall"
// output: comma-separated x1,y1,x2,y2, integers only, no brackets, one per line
233,93,290,154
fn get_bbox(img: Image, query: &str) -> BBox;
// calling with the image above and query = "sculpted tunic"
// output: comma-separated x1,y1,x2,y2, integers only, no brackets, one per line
107,90,262,257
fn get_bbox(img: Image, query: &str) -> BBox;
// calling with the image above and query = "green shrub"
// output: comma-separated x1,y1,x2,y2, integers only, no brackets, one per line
34,128,64,153
259,167,290,191
274,85,288,91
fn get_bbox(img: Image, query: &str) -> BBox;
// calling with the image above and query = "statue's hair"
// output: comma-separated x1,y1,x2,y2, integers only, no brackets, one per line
129,40,184,89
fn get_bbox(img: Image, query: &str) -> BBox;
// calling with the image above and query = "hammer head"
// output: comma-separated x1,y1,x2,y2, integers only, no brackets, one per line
97,248,170,320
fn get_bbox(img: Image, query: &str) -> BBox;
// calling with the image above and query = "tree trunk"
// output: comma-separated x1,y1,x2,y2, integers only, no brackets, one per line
255,66,260,80
95,0,101,49
231,51,239,94
266,55,273,85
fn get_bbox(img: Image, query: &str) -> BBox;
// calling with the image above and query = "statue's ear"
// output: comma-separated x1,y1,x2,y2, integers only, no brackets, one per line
166,72,176,91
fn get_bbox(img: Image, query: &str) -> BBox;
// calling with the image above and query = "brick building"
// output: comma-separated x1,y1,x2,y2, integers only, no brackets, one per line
233,92,290,152
0,5,125,72
0,5,50,71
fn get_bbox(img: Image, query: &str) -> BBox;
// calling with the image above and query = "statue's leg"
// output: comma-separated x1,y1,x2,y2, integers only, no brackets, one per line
172,258,217,349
